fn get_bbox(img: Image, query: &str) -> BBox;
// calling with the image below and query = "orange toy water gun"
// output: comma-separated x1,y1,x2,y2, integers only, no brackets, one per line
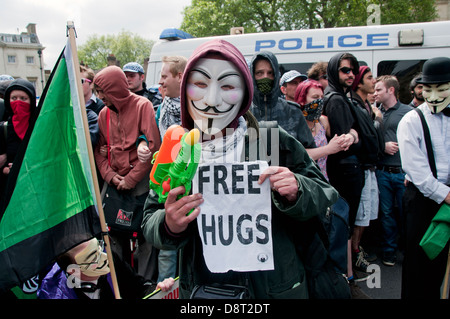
149,125,201,205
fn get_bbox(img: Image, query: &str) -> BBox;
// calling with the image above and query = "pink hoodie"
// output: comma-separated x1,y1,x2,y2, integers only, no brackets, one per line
94,66,161,188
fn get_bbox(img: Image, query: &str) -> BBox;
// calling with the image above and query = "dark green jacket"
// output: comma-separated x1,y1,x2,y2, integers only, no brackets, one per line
141,126,338,299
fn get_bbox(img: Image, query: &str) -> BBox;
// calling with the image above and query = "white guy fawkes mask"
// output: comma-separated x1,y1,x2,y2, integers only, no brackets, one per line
74,238,110,277
422,82,450,113
187,58,245,136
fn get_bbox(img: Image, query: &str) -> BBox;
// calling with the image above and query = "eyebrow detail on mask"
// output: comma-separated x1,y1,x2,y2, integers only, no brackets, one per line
84,249,98,262
191,68,210,79
191,69,240,82
424,83,450,88
218,73,240,81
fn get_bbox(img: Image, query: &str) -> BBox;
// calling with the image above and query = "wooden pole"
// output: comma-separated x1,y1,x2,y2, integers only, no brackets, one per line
66,21,121,299
442,246,450,299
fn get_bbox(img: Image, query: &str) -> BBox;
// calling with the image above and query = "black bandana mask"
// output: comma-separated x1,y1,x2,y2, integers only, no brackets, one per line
302,98,324,122
256,78,274,95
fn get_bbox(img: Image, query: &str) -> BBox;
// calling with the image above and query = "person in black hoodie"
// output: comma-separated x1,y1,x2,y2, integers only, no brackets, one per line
249,51,315,149
0,79,38,194
323,53,370,298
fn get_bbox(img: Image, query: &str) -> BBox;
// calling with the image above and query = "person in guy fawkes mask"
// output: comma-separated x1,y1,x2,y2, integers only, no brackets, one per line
141,39,339,299
397,57,450,299
37,237,175,299
38,238,113,299
249,51,316,149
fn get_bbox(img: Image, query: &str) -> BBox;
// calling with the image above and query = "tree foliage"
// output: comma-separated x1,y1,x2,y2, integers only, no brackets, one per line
180,0,438,37
78,30,154,71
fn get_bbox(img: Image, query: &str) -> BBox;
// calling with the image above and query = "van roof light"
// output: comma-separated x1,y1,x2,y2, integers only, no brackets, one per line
398,29,424,46
159,28,194,41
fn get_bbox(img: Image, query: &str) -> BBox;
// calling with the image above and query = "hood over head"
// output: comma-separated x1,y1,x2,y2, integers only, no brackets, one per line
4,78,37,118
180,39,253,130
94,66,132,111
326,52,359,96
250,51,281,100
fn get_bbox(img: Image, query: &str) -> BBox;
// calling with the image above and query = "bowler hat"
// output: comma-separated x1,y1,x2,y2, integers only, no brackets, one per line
416,57,450,84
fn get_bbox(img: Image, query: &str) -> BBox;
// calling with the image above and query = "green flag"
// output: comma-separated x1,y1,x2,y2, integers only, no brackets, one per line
420,203,450,260
0,39,101,294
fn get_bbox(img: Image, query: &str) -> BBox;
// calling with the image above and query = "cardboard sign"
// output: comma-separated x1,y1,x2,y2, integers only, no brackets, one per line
193,161,273,273
144,277,180,299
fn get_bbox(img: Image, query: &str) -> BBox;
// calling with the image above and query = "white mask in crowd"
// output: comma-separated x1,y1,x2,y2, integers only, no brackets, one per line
422,82,450,113
186,58,245,136
74,238,110,277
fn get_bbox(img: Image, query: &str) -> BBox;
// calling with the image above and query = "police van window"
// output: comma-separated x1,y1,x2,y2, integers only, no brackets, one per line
377,60,426,105
280,61,368,79
280,63,313,76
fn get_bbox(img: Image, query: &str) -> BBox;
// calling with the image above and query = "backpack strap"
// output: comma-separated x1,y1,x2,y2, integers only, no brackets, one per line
414,108,437,178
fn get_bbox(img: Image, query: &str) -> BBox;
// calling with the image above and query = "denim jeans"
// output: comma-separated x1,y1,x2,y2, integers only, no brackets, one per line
375,169,406,252
157,249,178,282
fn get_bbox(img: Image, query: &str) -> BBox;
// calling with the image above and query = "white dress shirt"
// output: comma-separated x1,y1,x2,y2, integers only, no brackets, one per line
397,103,450,204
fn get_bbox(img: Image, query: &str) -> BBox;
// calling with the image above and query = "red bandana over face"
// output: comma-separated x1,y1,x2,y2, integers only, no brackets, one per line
10,100,31,140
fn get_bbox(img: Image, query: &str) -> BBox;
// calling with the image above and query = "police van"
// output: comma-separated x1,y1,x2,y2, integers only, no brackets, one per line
146,21,450,104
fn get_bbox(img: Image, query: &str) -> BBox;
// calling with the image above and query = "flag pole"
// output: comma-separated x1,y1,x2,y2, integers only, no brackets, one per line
66,21,121,299
442,246,450,299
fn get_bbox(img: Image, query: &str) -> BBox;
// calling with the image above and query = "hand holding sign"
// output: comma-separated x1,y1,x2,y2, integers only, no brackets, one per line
194,161,274,272
155,277,176,292
258,166,299,202
165,185,203,234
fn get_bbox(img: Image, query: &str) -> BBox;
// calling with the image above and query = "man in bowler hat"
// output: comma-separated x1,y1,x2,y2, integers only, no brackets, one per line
397,57,450,299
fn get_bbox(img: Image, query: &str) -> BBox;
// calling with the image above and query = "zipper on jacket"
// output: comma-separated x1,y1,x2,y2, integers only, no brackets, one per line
264,95,267,121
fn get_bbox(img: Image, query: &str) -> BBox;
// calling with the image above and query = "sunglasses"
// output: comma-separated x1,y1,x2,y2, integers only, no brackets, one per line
81,78,92,84
339,67,354,74
320,74,328,80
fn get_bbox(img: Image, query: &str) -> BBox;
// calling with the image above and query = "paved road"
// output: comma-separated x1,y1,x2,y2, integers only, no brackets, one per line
358,250,403,299
356,218,403,299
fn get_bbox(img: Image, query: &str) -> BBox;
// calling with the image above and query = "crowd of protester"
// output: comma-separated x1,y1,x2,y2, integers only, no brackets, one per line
0,41,448,300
